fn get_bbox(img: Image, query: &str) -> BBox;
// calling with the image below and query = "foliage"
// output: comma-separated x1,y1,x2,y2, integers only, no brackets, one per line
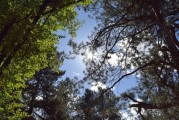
0,0,91,119
22,66,78,120
79,0,179,119
74,89,121,120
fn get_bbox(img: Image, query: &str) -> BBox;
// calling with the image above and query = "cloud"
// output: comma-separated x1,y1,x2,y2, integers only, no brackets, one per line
35,96,43,101
136,73,141,78
108,53,119,66
90,81,107,92
120,98,144,120
72,72,80,76
83,49,99,61
120,108,139,120
137,41,152,55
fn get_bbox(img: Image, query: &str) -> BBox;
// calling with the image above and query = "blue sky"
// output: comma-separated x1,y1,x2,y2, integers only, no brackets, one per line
57,9,138,94
57,10,94,79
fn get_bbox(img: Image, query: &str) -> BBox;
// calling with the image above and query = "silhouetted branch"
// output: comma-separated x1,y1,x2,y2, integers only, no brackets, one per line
102,60,154,94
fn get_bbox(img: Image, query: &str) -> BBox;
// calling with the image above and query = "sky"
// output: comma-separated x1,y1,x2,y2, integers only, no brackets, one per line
57,9,138,94
57,10,93,78
57,9,139,120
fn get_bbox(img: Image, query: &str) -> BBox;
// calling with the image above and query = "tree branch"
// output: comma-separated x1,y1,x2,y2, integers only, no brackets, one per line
0,18,16,44
125,93,179,113
150,0,179,69
0,0,85,71
102,60,154,94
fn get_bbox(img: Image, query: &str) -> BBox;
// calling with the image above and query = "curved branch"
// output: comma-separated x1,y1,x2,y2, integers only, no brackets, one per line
101,60,154,95
125,93,179,113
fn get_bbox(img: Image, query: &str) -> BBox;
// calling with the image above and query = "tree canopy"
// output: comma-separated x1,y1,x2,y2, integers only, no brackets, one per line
1,0,179,119
0,0,91,119
79,0,179,118
22,66,78,120
75,89,121,120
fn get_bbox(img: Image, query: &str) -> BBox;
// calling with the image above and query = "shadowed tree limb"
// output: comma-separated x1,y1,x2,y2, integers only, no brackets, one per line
124,93,179,114
150,0,179,69
101,60,154,95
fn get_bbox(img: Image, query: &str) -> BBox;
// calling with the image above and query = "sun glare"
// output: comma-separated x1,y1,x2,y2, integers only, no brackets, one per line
86,51,93,60
84,50,98,60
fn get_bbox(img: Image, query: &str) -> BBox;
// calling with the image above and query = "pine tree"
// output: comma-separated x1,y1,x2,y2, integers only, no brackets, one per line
75,89,121,120
79,0,179,118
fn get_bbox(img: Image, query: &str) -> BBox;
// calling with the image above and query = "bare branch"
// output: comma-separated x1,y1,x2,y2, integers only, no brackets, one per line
101,60,154,95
